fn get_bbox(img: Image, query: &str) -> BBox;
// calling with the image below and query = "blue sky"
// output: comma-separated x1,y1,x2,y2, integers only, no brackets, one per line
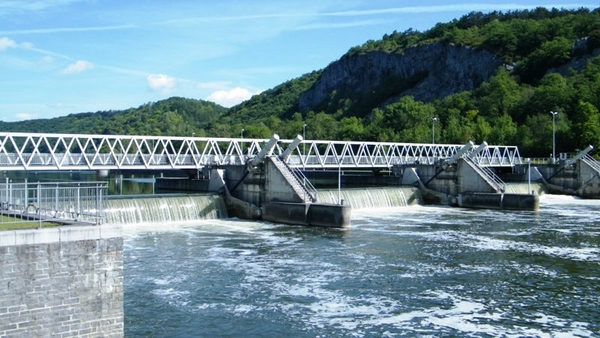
0,1,597,122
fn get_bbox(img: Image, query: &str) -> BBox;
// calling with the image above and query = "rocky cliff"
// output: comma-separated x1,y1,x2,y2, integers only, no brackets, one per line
298,43,504,114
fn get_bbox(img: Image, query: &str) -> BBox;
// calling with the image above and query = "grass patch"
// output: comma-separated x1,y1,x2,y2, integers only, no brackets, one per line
0,215,62,230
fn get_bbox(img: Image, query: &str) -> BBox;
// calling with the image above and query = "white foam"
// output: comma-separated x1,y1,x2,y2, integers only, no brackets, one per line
462,234,600,262
123,196,599,336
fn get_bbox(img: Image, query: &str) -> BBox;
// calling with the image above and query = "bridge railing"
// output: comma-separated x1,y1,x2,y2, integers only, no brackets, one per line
0,132,522,170
0,179,108,227
469,146,523,166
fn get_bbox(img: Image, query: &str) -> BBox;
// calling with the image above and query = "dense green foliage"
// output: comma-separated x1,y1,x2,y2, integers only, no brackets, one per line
0,97,227,137
1,7,599,157
351,7,599,71
227,7,600,156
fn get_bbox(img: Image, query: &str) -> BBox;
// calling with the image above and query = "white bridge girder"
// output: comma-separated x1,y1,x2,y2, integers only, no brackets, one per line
0,132,522,171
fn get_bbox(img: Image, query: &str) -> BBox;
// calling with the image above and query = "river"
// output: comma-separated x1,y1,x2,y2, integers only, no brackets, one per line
123,194,600,337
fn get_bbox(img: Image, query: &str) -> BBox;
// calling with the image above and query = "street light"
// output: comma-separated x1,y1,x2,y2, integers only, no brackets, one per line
527,158,531,194
551,111,558,162
432,117,438,144
303,123,307,155
240,128,244,139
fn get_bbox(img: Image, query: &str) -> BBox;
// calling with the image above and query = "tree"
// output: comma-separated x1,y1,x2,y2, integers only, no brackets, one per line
474,116,492,143
339,117,366,141
442,110,474,144
477,68,522,117
525,73,573,117
304,111,339,140
381,96,436,143
518,36,572,83
571,101,600,149
489,114,518,145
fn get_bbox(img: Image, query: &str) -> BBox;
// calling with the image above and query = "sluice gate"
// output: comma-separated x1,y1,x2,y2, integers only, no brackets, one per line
393,141,539,211
529,146,600,198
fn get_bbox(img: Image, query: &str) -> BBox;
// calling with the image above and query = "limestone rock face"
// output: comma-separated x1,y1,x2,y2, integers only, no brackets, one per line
298,43,504,113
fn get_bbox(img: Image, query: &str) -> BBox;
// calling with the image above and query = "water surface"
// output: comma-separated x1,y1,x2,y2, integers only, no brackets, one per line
124,195,600,337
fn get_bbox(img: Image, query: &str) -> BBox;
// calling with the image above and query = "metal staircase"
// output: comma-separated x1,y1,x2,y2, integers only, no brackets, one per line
582,155,600,173
269,156,318,203
580,155,600,186
464,155,506,193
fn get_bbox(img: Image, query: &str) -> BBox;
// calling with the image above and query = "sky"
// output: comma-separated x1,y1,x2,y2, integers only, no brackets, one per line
0,1,597,122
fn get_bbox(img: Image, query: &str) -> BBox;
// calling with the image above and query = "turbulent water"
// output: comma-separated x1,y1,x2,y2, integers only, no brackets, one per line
316,187,420,208
105,194,226,225
123,194,600,337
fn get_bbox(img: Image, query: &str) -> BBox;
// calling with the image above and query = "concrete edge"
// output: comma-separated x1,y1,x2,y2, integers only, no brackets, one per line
0,224,123,247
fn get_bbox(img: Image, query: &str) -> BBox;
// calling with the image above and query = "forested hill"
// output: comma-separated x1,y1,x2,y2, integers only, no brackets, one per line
1,7,600,157
0,97,227,137
224,7,600,157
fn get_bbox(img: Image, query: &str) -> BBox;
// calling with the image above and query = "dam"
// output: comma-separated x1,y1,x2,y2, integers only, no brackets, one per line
0,166,584,337
1,131,600,228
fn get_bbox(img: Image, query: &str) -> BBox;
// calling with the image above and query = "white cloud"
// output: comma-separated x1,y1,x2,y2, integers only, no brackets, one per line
206,87,258,107
15,112,38,120
19,41,34,50
61,60,94,74
40,55,55,63
147,74,176,93
0,37,17,51
0,0,88,13
0,24,136,35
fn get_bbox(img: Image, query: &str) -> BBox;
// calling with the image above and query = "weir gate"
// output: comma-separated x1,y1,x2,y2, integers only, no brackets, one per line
1,132,599,227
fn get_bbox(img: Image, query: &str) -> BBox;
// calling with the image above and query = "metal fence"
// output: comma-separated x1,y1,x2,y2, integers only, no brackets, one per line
0,179,108,227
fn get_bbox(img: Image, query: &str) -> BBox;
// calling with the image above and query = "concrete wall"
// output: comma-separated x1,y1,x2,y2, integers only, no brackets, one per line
262,202,351,228
457,161,497,193
222,165,264,207
458,192,539,210
264,161,305,203
408,161,499,195
306,203,351,227
0,225,123,337
533,161,600,198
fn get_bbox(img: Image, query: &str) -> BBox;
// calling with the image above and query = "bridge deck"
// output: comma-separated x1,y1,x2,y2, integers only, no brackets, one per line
0,132,522,171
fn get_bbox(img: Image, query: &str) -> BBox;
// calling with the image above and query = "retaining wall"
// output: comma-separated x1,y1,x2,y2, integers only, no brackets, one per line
0,225,123,337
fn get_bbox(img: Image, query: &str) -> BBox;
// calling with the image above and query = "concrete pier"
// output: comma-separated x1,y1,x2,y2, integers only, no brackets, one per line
262,202,351,227
458,192,539,211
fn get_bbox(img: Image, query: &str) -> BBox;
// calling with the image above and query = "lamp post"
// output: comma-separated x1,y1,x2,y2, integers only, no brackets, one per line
551,111,558,163
527,158,531,194
240,129,245,158
432,117,438,144
303,123,307,155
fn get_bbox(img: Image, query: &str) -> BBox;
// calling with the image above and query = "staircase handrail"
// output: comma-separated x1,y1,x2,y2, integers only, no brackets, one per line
582,155,600,173
464,155,505,193
272,156,318,202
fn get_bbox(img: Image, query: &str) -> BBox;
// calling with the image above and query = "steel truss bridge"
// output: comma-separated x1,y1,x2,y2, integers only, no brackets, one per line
0,132,522,171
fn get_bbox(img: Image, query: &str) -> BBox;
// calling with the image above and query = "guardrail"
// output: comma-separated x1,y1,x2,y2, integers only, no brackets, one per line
0,179,108,228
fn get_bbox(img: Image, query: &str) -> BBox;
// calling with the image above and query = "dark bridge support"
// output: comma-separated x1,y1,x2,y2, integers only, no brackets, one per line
262,202,351,227
458,192,539,211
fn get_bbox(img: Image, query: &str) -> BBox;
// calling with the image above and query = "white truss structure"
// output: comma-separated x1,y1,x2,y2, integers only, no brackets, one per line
0,132,522,171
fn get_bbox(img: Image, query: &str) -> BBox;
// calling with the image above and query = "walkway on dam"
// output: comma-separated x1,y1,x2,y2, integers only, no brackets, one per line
0,132,521,171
